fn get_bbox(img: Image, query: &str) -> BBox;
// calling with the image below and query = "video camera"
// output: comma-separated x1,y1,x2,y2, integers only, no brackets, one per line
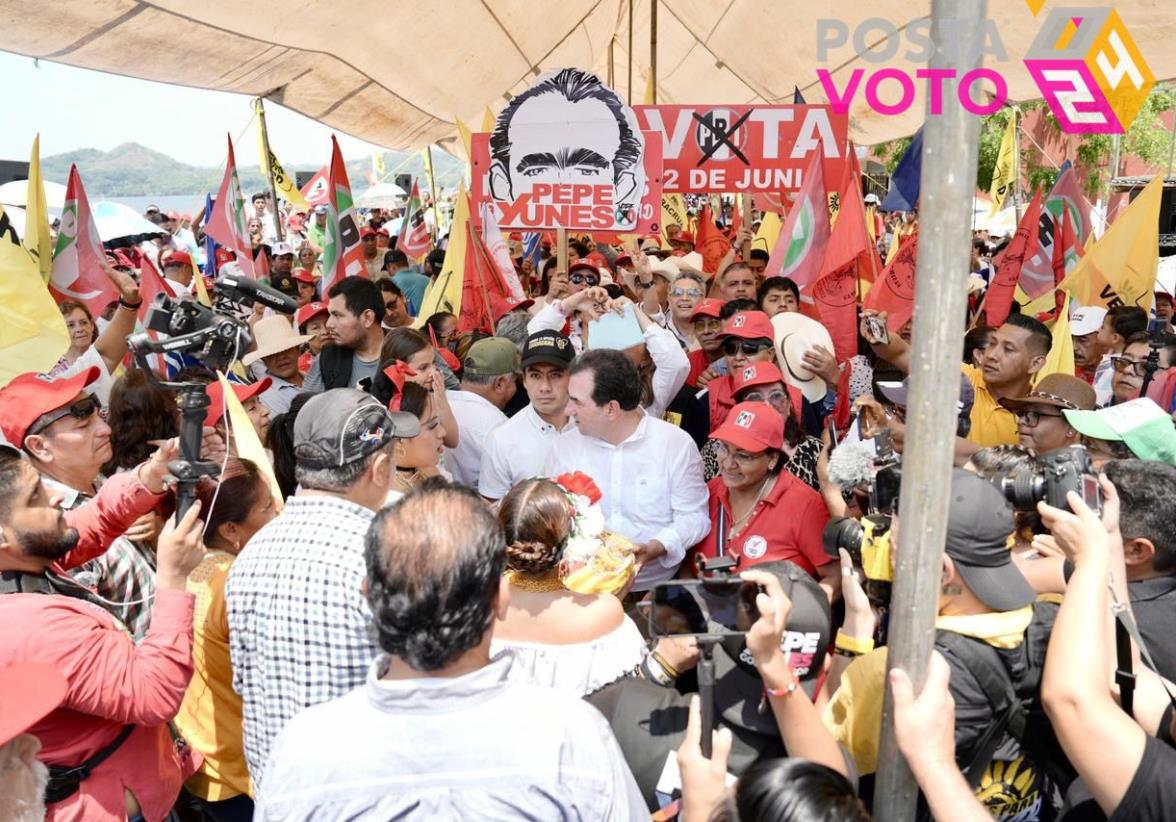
991,444,1102,515
124,275,297,518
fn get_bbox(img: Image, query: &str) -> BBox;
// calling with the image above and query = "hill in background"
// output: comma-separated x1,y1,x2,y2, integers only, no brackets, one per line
40,142,464,199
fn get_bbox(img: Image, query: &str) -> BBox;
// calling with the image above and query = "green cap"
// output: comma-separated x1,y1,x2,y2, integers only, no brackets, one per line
463,337,521,378
1064,399,1176,467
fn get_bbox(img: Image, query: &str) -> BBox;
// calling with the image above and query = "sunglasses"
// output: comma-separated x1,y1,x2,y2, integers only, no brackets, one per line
1110,356,1148,376
721,339,773,357
671,287,704,298
569,273,600,286
28,396,102,437
1015,409,1065,427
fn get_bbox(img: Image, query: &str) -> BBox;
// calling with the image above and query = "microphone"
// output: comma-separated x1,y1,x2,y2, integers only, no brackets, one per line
828,441,876,493
218,272,298,314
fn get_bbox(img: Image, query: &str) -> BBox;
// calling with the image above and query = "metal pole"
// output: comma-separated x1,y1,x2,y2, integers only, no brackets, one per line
254,97,285,242
627,0,634,103
1165,90,1175,181
423,144,441,242
650,0,658,104
608,39,615,87
1011,106,1020,216
872,1,987,819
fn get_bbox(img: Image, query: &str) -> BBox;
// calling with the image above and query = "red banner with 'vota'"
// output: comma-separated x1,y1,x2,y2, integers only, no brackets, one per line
633,105,848,195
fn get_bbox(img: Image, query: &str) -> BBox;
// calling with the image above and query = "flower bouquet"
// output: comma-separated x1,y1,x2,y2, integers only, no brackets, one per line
554,472,637,596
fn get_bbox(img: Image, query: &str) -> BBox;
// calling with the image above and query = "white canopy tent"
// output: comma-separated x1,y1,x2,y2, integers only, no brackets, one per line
1,1,1172,152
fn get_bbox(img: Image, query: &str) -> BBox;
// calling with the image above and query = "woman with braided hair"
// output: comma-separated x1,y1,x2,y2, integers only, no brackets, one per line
491,478,645,696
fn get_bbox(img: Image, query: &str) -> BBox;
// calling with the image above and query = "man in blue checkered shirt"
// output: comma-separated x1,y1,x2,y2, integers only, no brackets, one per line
226,388,420,783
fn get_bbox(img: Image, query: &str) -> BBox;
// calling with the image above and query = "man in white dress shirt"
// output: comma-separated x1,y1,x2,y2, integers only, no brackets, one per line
545,349,709,590
479,331,576,502
445,337,520,489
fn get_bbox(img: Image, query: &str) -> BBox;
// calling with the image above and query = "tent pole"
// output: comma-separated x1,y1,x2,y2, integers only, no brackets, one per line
627,0,634,103
871,1,987,819
254,97,285,242
608,39,615,87
1165,89,1175,181
650,0,658,104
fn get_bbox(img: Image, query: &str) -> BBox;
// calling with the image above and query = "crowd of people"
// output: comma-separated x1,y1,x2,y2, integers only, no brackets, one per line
2,184,1176,822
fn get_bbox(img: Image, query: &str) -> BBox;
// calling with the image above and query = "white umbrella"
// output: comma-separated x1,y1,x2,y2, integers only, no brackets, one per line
0,179,67,209
1157,254,1176,297
355,182,407,210
92,201,166,242
2,205,27,241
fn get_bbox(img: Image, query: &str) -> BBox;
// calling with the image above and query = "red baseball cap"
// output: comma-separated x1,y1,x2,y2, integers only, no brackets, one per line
674,230,695,246
376,228,390,238
291,268,316,285
568,259,601,278
360,227,376,239
295,301,329,331
732,361,785,394
490,294,535,326
0,366,101,446
0,662,68,747
205,378,272,427
720,311,774,341
712,401,784,454
163,251,193,268
689,298,726,322
615,254,633,268
214,248,235,267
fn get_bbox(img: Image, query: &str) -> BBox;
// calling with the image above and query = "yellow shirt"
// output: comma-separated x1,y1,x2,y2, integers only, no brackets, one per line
961,364,1019,448
175,551,252,801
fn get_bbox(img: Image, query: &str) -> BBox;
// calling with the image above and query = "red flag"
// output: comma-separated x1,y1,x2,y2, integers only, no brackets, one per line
984,190,1043,327
205,136,255,278
253,248,271,281
696,205,731,275
320,136,365,295
132,255,176,375
1047,206,1079,320
1019,162,1091,298
766,148,830,290
806,173,873,363
300,166,329,205
865,231,918,332
397,181,432,260
49,165,119,314
459,224,514,334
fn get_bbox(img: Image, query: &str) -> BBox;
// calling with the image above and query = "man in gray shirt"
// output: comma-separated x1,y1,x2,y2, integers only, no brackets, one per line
302,277,386,393
256,481,647,821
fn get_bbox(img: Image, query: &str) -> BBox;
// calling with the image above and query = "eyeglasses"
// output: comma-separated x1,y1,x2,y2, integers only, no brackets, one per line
721,339,773,357
1015,409,1065,427
569,273,600,286
714,441,769,466
693,317,723,331
27,396,102,437
671,287,704,298
1110,356,1148,376
742,389,789,407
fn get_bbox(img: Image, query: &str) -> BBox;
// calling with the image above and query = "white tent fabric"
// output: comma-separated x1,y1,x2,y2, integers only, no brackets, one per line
355,182,407,209
0,1,1172,151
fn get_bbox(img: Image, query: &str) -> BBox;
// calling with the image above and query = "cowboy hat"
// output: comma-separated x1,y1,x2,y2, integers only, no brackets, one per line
242,315,313,366
771,311,835,403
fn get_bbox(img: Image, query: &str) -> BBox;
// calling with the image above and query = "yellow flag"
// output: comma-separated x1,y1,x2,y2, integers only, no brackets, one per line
752,211,783,254
415,188,469,325
865,204,878,244
0,204,70,386
989,113,1018,216
192,270,212,307
456,116,475,162
481,106,496,133
1058,175,1161,313
643,70,655,105
253,102,309,209
25,135,53,282
215,372,283,510
1036,294,1075,381
661,194,688,244
373,152,385,179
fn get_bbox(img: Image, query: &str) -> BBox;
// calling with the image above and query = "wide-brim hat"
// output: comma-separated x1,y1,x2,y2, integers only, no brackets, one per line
1000,373,1097,414
771,312,834,403
242,315,313,366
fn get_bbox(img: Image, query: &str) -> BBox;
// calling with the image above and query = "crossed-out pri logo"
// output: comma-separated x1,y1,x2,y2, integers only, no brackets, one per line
1025,8,1155,133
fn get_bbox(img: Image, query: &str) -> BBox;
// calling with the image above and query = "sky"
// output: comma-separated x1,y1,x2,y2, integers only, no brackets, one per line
0,50,388,168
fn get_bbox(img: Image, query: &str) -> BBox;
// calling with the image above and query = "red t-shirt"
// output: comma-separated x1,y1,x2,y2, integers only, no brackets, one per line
687,349,712,388
693,471,831,577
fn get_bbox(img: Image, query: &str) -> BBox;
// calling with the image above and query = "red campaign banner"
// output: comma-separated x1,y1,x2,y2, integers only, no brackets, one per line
470,132,662,234
633,105,849,194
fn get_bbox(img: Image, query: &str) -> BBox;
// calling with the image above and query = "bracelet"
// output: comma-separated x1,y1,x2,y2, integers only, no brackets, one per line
764,668,799,699
835,630,875,655
641,653,676,687
118,296,143,310
833,647,864,659
650,650,680,680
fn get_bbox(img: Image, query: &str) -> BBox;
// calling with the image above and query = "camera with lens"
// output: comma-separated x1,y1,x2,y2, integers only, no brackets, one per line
991,444,1102,515
137,294,251,373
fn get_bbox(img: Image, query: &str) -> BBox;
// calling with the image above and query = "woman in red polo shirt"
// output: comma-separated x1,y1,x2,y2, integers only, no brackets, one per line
693,402,839,598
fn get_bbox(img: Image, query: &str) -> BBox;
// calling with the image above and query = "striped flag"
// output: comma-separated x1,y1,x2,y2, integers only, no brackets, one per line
397,181,432,260
205,136,255,278
320,136,365,294
50,165,119,315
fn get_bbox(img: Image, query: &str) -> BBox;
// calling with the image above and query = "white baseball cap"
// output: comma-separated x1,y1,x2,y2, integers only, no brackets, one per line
1069,305,1108,336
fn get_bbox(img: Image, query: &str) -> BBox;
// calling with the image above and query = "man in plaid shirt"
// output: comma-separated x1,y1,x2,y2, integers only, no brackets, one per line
226,388,419,782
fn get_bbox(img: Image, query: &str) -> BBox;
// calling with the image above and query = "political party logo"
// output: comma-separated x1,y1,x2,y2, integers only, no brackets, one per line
732,314,747,328
1024,8,1154,134
743,535,768,559
742,366,757,381
781,200,816,275
734,410,755,428
814,6,1153,135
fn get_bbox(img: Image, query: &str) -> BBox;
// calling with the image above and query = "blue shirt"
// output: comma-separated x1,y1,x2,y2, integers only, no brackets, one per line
392,268,431,316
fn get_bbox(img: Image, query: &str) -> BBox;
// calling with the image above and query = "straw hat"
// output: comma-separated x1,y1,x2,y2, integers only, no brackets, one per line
771,311,835,403
242,315,313,366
